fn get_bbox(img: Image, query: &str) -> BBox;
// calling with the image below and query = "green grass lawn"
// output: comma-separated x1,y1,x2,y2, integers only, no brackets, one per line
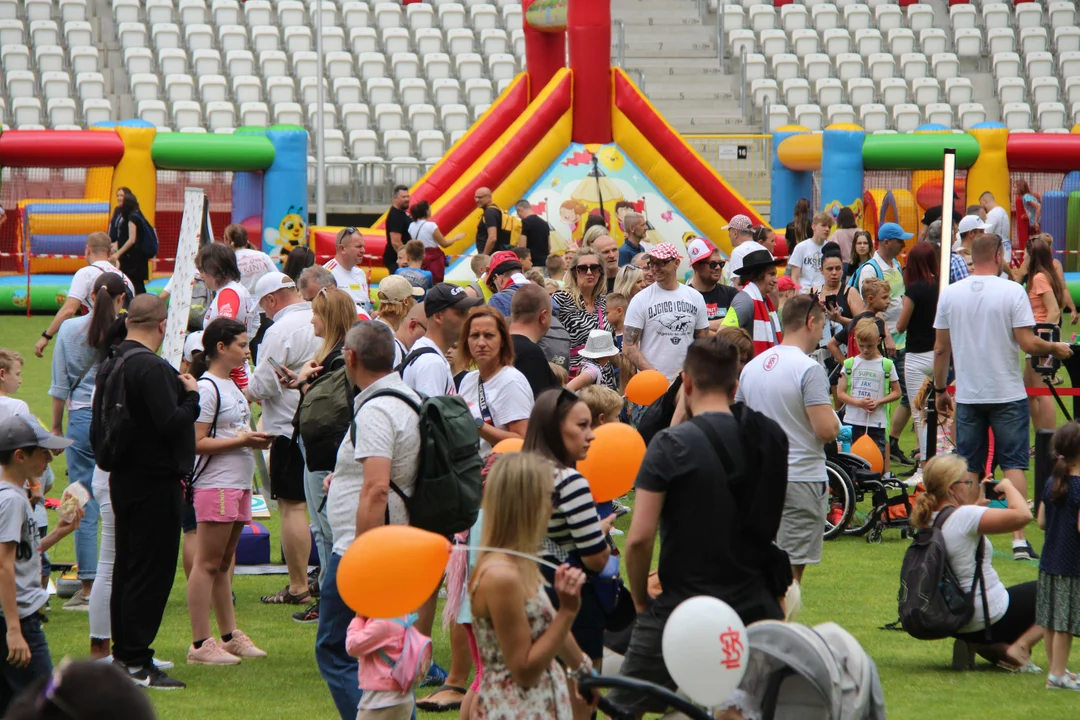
3,313,1077,718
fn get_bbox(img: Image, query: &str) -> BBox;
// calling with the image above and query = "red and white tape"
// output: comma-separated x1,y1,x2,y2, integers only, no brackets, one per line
0,252,178,262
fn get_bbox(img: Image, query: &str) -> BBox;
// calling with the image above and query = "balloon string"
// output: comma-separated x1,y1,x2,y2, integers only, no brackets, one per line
454,545,563,571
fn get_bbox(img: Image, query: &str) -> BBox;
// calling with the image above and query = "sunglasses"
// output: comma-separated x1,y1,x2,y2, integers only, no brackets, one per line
576,264,603,275
706,260,725,270
648,258,675,268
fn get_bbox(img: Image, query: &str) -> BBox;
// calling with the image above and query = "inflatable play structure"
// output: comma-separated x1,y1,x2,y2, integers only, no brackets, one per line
0,122,306,311
770,122,1080,303
310,0,767,284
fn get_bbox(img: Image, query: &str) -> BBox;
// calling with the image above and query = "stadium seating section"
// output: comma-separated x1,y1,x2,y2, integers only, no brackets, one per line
0,0,1078,176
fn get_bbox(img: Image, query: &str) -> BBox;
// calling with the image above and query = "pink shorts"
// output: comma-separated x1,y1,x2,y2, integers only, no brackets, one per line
193,488,252,524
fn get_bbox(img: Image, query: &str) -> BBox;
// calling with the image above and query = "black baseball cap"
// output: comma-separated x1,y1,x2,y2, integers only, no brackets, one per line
424,283,483,317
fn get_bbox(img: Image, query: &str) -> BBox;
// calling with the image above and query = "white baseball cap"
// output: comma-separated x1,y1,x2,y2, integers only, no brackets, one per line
685,237,717,266
183,331,204,363
251,271,297,303
957,215,991,237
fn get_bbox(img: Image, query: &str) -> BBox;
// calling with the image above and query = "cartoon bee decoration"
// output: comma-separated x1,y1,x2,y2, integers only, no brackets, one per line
10,290,27,309
265,205,308,261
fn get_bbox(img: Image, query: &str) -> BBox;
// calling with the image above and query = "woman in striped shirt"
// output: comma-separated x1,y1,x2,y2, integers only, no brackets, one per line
523,388,613,664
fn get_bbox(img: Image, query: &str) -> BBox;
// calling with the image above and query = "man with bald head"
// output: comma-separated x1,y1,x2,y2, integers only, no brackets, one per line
35,231,135,357
590,234,621,293
474,186,510,255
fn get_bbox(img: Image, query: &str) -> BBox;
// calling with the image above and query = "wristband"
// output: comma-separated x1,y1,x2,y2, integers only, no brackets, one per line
934,387,947,394
41,331,52,340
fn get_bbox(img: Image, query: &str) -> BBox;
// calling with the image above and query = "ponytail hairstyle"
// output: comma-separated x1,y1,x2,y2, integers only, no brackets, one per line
86,273,131,350
188,349,209,379
224,223,250,249
910,454,969,529
1049,421,1080,505
201,317,248,361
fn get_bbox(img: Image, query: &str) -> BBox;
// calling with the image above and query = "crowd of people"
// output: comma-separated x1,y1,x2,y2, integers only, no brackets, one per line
1,182,1080,719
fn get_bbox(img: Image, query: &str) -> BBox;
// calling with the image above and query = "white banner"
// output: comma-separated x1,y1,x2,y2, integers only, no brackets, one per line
161,188,208,369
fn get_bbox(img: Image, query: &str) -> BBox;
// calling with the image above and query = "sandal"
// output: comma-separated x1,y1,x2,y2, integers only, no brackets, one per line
417,684,467,712
260,585,311,605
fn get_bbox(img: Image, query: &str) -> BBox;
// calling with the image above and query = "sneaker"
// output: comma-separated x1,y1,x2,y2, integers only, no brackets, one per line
422,661,449,688
609,528,624,536
1014,542,1040,561
221,630,267,659
611,500,632,517
292,600,320,624
127,665,186,690
100,655,174,670
61,590,90,612
186,638,241,666
1047,674,1080,690
890,443,914,466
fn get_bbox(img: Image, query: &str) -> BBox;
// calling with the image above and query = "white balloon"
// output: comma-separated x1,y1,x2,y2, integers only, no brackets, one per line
661,596,749,707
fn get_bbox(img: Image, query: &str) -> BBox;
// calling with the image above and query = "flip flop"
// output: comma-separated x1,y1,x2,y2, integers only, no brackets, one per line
417,684,467,712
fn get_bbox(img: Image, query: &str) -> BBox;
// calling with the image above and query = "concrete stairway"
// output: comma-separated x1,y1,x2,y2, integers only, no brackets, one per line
611,0,758,133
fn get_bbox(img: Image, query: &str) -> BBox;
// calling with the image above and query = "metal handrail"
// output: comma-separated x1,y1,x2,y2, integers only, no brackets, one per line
740,47,747,120
716,0,725,73
615,19,625,69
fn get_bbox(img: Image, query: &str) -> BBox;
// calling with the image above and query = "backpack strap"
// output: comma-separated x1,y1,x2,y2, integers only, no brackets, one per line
689,416,736,476
187,377,222,494
353,387,424,523
394,346,439,377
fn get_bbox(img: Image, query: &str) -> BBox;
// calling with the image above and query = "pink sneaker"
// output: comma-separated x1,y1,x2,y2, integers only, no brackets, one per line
221,630,267,659
187,638,241,666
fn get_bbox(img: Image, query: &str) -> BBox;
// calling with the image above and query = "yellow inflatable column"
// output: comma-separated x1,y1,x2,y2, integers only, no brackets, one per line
967,124,1009,222
112,125,158,225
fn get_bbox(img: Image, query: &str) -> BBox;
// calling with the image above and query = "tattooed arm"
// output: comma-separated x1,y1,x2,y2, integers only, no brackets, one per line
622,326,653,372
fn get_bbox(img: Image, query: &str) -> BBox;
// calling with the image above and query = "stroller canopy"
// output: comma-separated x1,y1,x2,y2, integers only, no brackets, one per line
738,621,885,720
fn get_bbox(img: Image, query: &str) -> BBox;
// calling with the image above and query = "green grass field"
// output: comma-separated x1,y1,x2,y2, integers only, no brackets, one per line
4,314,1077,719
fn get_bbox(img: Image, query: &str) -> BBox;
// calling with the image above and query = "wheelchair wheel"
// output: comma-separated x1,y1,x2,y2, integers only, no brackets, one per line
824,460,855,540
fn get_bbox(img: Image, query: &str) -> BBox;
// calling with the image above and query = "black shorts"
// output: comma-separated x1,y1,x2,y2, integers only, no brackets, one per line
957,581,1037,646
269,435,306,502
182,496,197,534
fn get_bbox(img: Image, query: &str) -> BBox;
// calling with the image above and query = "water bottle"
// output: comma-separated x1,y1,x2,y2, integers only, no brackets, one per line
839,425,853,453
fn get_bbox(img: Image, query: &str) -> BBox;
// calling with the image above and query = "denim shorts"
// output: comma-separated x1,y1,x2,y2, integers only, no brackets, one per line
955,399,1031,474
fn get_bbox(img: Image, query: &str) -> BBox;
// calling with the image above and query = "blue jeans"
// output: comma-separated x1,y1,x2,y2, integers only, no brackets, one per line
0,613,52,715
316,553,362,720
955,399,1031,475
298,437,332,577
66,408,99,581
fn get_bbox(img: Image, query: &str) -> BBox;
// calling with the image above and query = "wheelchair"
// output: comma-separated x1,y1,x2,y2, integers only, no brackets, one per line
824,450,914,543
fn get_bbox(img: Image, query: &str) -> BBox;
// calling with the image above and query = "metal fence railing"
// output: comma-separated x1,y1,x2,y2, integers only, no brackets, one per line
307,158,438,207
683,134,772,222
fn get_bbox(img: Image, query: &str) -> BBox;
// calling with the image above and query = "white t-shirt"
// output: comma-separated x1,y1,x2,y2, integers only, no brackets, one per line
204,280,260,337
194,373,254,491
67,261,135,310
408,220,439,250
984,205,1012,255
933,274,1033,404
736,344,835,482
787,238,826,289
458,366,534,458
329,374,421,556
400,336,454,397
841,356,899,428
234,248,276,295
624,282,710,380
938,505,1008,632
0,397,31,423
325,258,371,313
725,240,769,285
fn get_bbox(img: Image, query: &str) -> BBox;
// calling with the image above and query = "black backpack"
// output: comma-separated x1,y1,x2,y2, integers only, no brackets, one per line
898,506,990,640
296,358,353,472
133,212,159,259
353,388,482,537
90,345,154,472
394,346,439,376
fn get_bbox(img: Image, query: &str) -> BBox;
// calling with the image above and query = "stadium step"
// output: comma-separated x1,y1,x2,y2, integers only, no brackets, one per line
612,27,717,59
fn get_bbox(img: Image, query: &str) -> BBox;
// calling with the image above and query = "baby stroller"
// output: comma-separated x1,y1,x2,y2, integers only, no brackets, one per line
586,621,885,720
826,450,915,543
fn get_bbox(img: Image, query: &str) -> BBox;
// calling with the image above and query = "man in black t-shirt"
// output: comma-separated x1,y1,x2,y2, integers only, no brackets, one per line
686,237,738,331
474,187,510,254
384,185,412,274
508,283,560,397
609,335,786,716
516,200,550,267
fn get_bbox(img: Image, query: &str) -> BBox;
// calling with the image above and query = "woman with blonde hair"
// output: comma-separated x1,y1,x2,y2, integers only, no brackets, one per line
469,452,593,719
551,251,614,383
910,455,1041,671
613,264,646,299
581,224,609,250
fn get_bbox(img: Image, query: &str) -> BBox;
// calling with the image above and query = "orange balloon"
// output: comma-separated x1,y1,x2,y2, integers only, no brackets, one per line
625,370,669,407
577,423,647,502
851,434,884,473
338,525,452,618
492,438,524,454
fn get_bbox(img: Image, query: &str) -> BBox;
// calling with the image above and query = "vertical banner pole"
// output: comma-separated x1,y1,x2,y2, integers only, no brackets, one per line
927,148,957,461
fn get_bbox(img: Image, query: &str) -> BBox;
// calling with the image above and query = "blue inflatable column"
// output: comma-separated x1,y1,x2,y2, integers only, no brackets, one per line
232,127,266,227
770,126,814,228
820,124,866,222
262,124,309,259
